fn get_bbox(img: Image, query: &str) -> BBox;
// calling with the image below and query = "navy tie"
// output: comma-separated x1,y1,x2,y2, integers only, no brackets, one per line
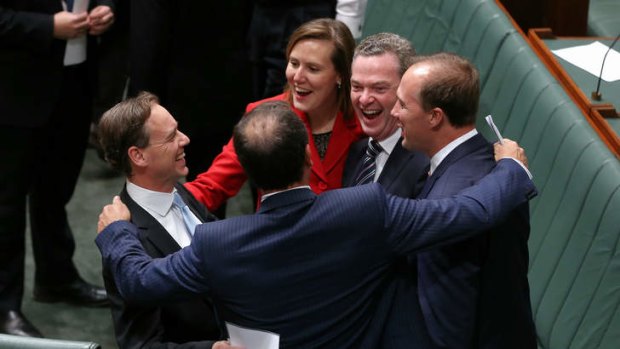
172,192,201,237
354,140,382,186
66,0,74,11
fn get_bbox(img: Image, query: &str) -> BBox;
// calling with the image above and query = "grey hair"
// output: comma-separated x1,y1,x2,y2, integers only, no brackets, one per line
354,32,416,76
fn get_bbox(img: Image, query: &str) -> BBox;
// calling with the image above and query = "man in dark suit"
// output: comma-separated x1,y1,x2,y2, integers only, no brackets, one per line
392,52,537,348
96,101,536,348
129,0,252,181
342,33,430,347
343,33,428,199
0,0,115,337
97,92,235,349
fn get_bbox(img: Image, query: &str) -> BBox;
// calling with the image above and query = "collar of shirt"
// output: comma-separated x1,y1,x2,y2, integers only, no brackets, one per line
429,128,478,176
261,185,312,202
372,129,402,181
126,180,175,217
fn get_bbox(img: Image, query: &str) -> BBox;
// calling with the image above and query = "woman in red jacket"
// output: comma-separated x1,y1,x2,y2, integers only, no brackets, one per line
186,18,364,210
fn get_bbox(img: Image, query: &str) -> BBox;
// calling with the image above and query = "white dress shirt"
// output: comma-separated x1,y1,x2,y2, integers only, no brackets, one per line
126,181,199,248
336,0,368,39
371,128,402,182
430,129,532,179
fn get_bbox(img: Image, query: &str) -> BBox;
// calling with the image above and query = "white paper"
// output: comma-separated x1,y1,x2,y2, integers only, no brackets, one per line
226,322,280,349
551,41,620,82
63,0,90,66
485,115,504,144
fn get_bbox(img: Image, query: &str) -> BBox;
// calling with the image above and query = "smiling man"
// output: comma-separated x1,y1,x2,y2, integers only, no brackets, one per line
343,33,428,199
391,53,536,349
97,92,235,349
341,33,432,348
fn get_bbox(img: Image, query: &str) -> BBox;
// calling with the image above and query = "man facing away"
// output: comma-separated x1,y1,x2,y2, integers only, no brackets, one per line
97,92,235,349
96,101,536,348
392,52,537,349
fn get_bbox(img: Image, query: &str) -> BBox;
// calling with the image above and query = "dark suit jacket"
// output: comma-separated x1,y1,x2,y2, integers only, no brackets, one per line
129,0,252,177
342,136,429,198
97,160,536,349
416,133,537,349
102,183,222,349
0,0,114,127
343,136,431,347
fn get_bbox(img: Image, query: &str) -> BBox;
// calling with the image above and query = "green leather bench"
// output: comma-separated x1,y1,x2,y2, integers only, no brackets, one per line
362,1,620,348
0,334,100,349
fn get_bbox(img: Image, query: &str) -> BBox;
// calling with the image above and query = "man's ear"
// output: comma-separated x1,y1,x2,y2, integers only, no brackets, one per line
429,107,444,128
128,146,148,168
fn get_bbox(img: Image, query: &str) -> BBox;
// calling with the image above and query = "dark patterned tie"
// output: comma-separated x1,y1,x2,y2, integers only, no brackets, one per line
66,0,74,11
354,140,383,186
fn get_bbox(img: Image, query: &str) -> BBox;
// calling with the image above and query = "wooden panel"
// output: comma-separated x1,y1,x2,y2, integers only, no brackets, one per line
528,28,620,158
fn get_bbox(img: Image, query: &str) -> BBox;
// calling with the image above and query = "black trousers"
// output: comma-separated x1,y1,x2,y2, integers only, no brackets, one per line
0,63,92,311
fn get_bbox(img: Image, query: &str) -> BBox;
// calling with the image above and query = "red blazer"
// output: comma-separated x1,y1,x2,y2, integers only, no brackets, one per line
185,93,364,210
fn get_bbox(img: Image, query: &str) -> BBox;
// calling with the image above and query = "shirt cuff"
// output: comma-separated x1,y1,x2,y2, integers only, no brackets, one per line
505,157,533,179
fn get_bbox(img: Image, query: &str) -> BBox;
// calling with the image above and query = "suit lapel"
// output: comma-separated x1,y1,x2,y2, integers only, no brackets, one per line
419,134,488,198
120,186,181,256
377,140,414,191
174,183,217,223
301,110,361,183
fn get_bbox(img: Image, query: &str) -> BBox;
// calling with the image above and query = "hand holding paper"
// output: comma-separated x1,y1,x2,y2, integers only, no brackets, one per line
485,115,504,145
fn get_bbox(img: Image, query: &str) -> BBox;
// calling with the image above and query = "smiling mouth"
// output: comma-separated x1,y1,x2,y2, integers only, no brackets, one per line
175,152,185,161
295,87,311,97
362,109,382,119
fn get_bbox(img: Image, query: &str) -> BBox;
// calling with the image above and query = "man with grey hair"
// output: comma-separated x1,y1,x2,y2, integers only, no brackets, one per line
343,32,428,198
342,32,432,347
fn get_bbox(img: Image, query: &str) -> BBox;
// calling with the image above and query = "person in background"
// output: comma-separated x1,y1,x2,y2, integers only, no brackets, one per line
97,92,237,349
129,0,252,183
336,0,368,40
248,0,336,100
186,18,365,211
0,0,115,337
392,52,537,349
96,100,536,348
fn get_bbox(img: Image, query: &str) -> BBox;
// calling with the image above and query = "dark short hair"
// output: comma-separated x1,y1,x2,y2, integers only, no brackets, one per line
412,52,480,127
285,18,356,120
233,101,309,190
354,32,416,76
98,92,158,176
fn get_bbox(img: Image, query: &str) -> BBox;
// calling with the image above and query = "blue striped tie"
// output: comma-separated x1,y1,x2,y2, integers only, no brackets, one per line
172,192,201,237
354,140,382,185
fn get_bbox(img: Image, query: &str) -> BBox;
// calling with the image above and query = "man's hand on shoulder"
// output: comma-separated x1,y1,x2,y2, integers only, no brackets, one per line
494,138,529,169
97,196,130,233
